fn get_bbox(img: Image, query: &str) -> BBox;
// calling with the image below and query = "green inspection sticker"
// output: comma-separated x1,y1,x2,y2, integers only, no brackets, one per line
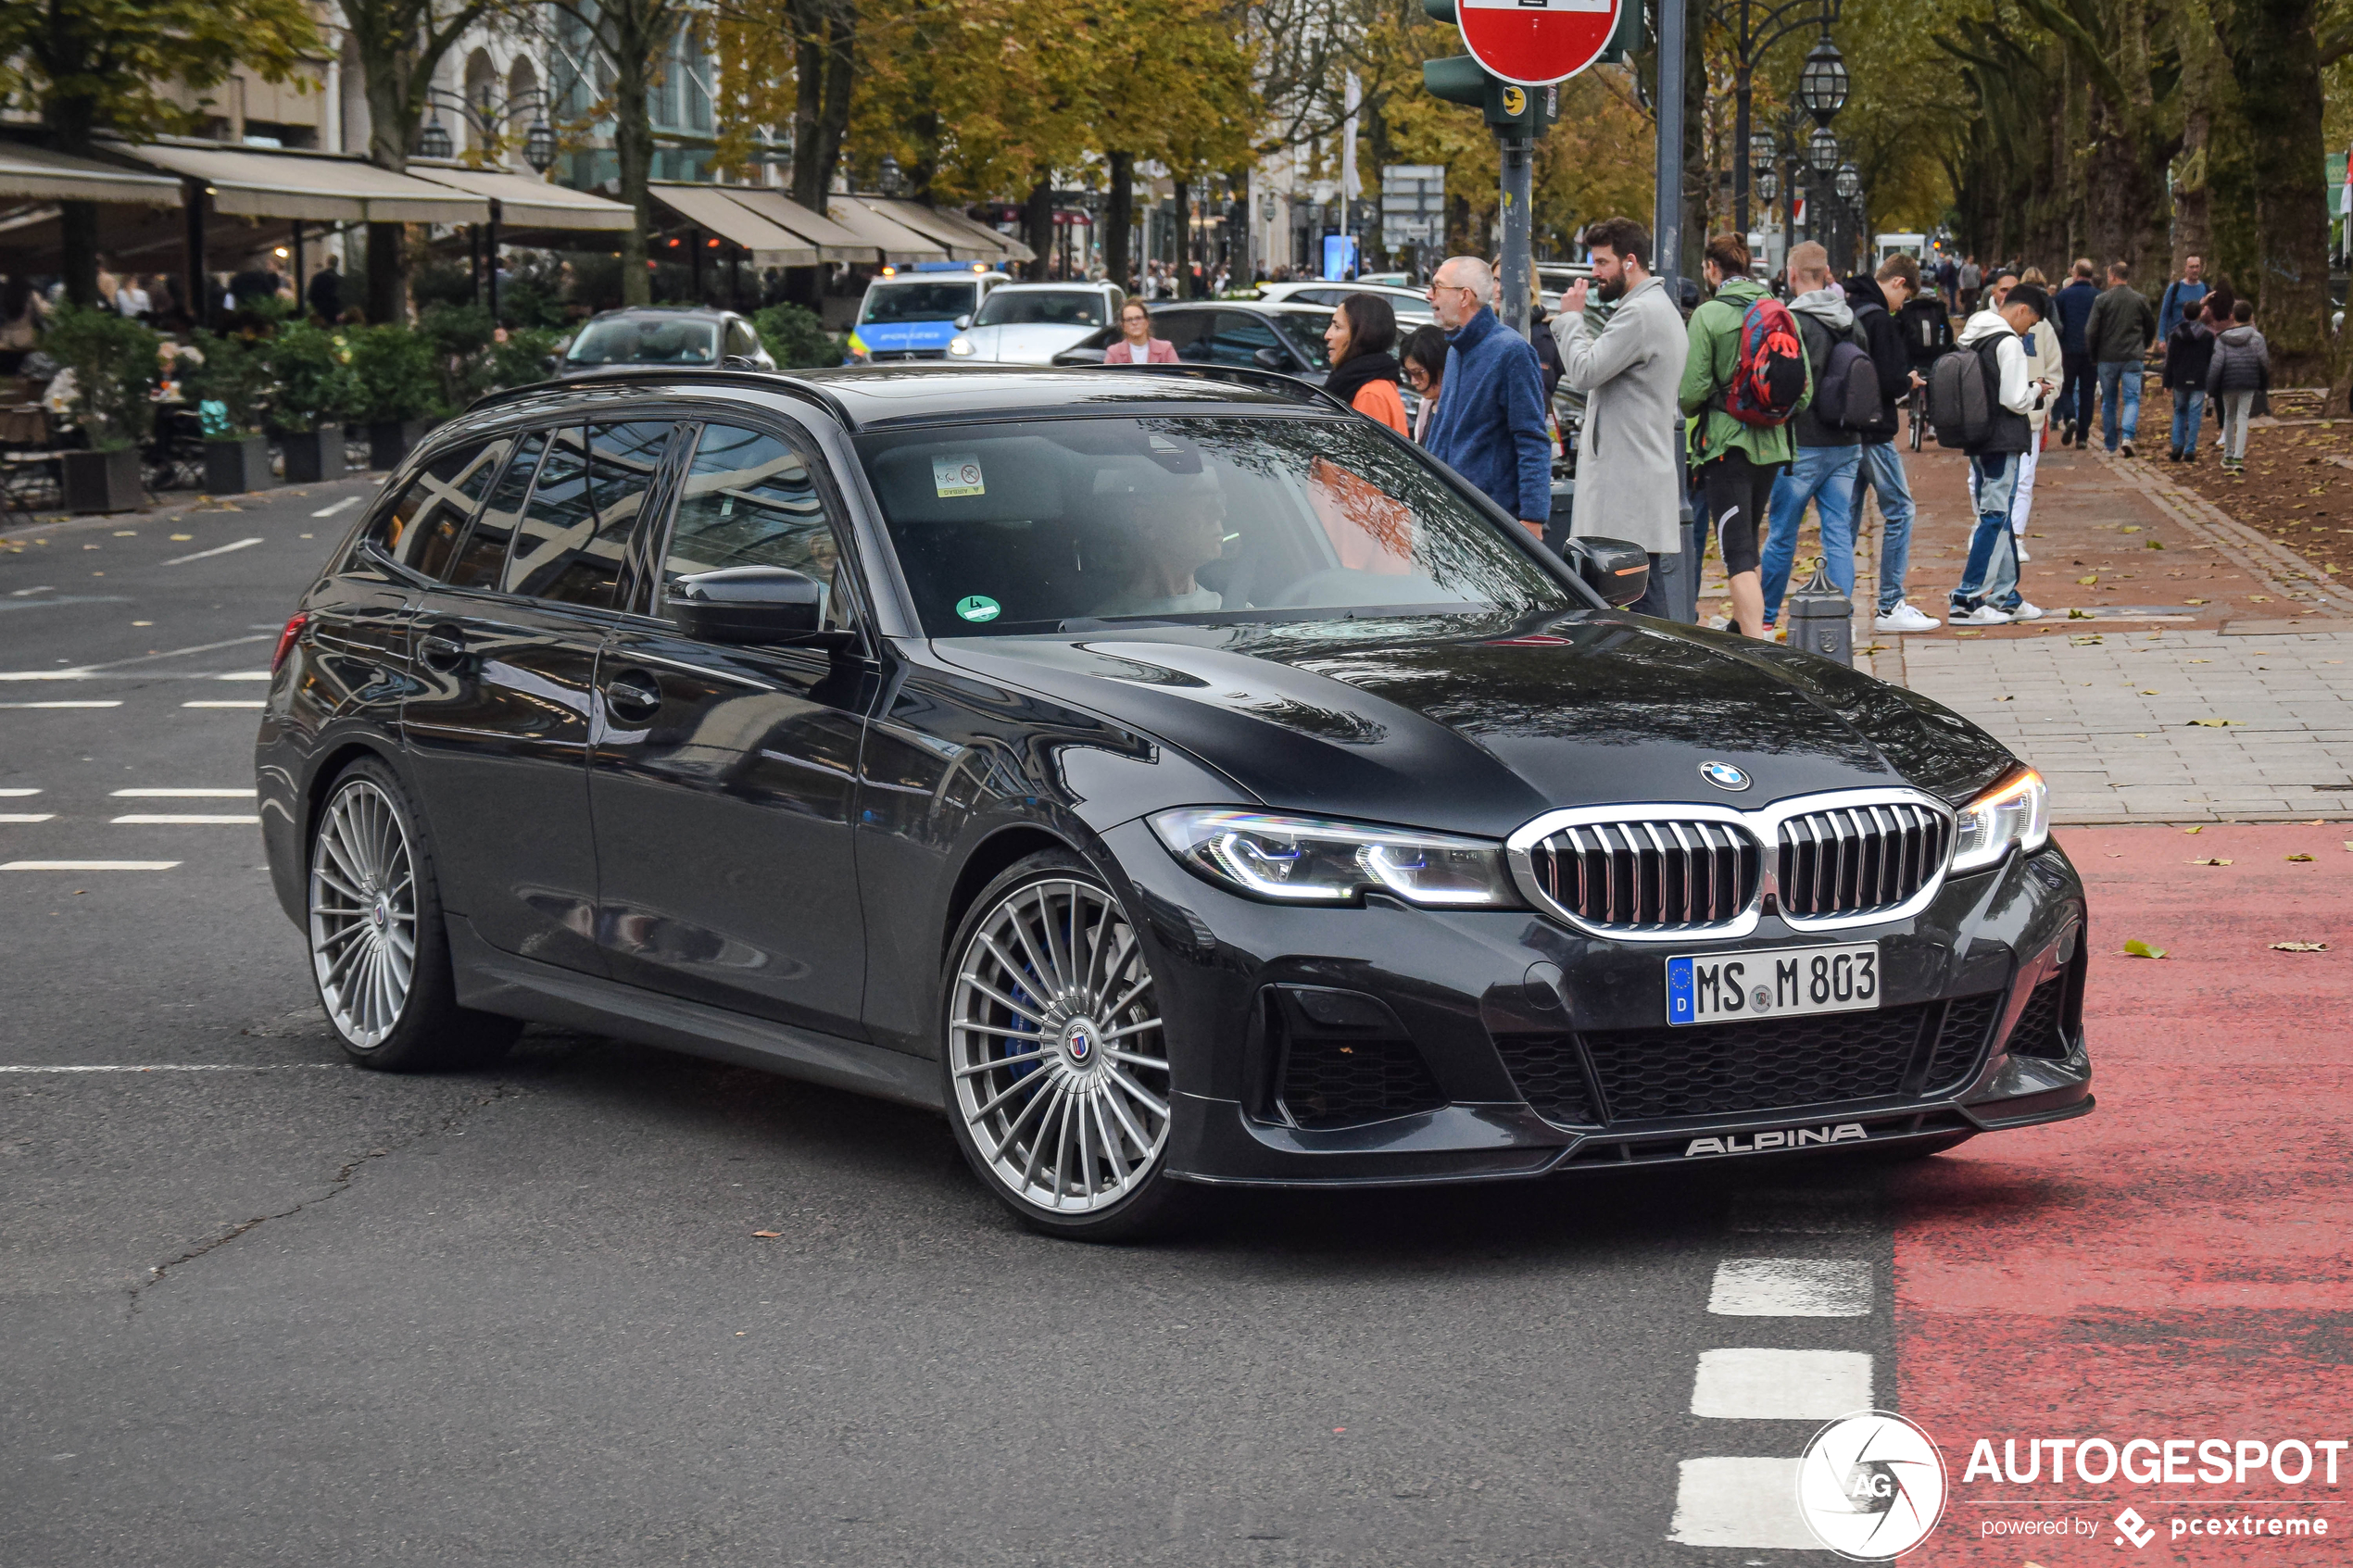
954,595,1001,623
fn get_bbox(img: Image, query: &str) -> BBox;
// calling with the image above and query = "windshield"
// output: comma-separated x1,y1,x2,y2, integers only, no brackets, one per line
1268,311,1332,370
566,315,718,365
974,290,1109,329
861,282,978,324
855,416,1572,636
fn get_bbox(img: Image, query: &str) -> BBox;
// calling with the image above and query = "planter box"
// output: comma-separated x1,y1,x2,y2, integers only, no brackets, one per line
280,426,346,484
368,419,434,470
203,435,274,495
60,446,143,514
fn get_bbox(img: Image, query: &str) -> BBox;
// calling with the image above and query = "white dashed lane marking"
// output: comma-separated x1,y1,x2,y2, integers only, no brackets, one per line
0,788,43,796
1707,1258,1874,1317
183,700,264,709
0,701,122,709
112,788,256,798
311,496,361,518
1689,1348,1873,1420
109,814,260,825
162,536,264,566
1667,1458,1816,1549
0,1063,339,1073
2,860,180,871
212,671,271,682
0,814,57,822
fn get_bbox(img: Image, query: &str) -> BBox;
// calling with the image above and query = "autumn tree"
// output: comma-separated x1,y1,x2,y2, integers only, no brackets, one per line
0,0,317,306
549,0,698,306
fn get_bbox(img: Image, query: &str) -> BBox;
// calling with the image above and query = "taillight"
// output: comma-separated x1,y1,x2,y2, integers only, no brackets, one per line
271,612,308,674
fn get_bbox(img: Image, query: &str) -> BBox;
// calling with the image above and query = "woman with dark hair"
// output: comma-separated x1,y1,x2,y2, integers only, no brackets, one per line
1400,322,1448,444
1321,293,1409,434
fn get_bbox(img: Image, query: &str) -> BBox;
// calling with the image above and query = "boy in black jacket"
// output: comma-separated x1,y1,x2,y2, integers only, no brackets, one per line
1842,255,1940,633
2162,302,2216,462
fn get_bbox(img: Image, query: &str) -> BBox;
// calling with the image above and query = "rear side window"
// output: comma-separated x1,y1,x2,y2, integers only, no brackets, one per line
500,421,676,608
448,431,541,590
660,423,846,626
371,440,508,577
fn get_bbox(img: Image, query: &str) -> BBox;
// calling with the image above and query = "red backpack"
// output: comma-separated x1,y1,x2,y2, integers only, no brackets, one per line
1722,296,1808,426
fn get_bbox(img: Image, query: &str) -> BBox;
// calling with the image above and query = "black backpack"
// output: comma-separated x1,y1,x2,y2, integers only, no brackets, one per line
1818,336,1883,432
1925,340,1998,450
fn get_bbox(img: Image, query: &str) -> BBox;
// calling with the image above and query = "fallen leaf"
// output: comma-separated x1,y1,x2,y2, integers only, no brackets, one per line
2251,595,2271,602
2183,825,2203,834
2123,939,2169,959
2068,608,2097,619
2146,539,2166,549
2188,658,2210,662
2271,941,2330,952
1955,630,1982,638
2285,853,2316,862
2188,857,2233,866
2187,718,2240,726
2077,574,2100,584
2140,689,2160,695
752,1231,782,1238
170,533,193,541
2186,597,2207,605
1994,695,2014,701
2121,525,2142,533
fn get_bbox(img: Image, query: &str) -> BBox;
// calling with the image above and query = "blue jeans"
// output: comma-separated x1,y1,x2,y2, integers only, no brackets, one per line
1761,445,1862,623
1850,440,1917,613
2097,361,2142,450
1952,453,2023,611
2171,388,2205,456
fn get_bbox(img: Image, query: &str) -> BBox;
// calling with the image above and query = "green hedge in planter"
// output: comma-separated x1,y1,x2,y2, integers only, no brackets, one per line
752,303,844,369
183,330,272,437
349,322,446,424
41,306,161,451
264,321,366,434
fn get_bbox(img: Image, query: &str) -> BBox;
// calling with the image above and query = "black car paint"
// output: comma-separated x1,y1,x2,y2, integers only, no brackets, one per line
258,365,2092,1186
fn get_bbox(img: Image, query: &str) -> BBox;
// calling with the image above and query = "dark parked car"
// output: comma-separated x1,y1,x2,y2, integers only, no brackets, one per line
557,306,774,377
258,364,2092,1238
1051,301,1333,382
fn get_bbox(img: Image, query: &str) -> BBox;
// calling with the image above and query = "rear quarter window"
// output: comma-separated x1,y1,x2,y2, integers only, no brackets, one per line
367,440,510,579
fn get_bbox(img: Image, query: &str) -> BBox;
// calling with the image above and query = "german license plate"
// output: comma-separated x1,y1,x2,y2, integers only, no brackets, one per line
1665,942,1881,1026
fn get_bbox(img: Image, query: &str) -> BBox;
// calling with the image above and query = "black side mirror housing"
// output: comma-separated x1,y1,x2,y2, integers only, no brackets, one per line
1567,536,1651,608
671,566,853,648
1252,345,1290,371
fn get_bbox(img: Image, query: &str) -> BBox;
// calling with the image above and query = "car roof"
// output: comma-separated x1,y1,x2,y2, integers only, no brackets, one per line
467,364,1342,433
988,281,1118,292
582,305,739,320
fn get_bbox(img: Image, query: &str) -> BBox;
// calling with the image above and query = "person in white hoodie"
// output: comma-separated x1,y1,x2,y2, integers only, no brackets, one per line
1949,283,2051,626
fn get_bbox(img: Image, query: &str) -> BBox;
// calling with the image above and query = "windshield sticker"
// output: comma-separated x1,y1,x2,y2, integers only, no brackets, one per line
955,595,1001,623
933,454,986,498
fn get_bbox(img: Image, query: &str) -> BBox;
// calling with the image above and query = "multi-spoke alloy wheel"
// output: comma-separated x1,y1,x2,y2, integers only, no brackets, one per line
310,777,418,1048
947,859,1175,1228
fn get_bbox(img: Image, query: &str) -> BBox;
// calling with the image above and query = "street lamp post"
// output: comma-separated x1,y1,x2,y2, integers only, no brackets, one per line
1730,0,1842,236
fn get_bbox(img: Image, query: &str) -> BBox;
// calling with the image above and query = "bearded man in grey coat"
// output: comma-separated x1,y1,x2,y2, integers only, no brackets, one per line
1553,216,1690,617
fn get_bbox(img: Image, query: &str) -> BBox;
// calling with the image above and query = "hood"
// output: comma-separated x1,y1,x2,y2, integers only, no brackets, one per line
1843,274,1890,313
933,613,2014,839
957,322,1102,365
1713,278,1769,309
1790,287,1853,331
1957,309,2016,346
2219,324,2259,346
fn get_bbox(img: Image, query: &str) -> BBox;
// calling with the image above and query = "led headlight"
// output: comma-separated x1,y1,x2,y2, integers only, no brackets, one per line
1148,808,1517,908
948,335,975,357
1950,767,2050,873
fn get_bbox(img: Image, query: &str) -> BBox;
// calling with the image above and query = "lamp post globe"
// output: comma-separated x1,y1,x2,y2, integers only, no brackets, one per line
524,119,557,173
1750,132,1778,173
879,154,902,196
1835,161,1862,200
418,113,453,161
1799,37,1850,124
1809,125,1841,173
1756,169,1780,205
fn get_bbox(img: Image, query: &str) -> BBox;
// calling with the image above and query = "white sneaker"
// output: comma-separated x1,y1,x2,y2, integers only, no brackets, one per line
1874,602,1943,633
2007,600,2045,621
1950,604,2014,626
2015,543,2032,562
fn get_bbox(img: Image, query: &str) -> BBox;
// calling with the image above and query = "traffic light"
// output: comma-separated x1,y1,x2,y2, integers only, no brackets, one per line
1420,0,1571,131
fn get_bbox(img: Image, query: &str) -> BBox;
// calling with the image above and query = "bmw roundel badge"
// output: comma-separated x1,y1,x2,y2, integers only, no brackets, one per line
1700,760,1751,792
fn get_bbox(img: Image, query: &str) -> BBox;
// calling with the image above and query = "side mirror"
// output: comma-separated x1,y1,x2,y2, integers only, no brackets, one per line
954,314,972,330
1567,536,1651,608
1252,345,1289,371
671,566,853,648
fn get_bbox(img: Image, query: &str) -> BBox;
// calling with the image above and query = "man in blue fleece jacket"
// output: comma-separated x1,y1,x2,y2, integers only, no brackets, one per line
1421,256,1553,538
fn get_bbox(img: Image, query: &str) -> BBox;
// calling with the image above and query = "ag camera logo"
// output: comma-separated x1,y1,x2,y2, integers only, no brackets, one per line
1795,1410,1948,1559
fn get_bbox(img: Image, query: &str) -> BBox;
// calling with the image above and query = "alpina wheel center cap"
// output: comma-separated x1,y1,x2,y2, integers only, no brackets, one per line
1060,1017,1100,1067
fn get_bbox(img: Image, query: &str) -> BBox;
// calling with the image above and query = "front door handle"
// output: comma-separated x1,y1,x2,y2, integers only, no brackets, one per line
603,670,662,722
417,626,468,671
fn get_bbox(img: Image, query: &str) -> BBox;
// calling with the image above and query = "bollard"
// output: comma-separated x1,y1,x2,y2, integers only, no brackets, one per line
1784,558,1854,666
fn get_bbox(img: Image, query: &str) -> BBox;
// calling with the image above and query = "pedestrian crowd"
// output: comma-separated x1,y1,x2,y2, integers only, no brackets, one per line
1315,223,2258,638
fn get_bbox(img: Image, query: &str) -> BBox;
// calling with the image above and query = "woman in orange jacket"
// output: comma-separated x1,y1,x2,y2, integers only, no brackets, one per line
1321,294,1410,435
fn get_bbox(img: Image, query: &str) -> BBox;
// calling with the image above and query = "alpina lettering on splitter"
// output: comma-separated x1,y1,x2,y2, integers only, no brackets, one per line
1682,1123,1869,1157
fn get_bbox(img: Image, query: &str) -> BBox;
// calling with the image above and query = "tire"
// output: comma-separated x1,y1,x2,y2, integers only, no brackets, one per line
307,757,518,1072
940,848,1191,1240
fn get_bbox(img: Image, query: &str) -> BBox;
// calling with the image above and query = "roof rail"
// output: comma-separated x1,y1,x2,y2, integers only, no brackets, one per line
1074,362,1354,417
461,366,855,431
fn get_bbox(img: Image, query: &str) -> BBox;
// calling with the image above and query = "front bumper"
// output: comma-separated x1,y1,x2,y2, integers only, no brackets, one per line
1099,821,2094,1188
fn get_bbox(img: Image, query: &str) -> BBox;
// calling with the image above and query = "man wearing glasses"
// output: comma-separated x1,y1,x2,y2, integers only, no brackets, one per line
1420,257,1553,541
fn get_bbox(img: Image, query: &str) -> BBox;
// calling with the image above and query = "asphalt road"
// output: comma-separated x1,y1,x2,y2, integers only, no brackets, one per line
1,479,1886,1567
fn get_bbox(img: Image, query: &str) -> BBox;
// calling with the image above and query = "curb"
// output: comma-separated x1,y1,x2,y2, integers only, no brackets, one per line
2085,445,2353,617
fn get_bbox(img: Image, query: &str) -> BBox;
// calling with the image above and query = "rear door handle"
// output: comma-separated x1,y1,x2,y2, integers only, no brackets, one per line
418,626,468,671
603,670,662,721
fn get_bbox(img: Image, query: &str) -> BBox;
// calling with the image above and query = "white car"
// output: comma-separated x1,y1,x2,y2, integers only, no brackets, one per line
1253,280,1435,322
947,282,1126,365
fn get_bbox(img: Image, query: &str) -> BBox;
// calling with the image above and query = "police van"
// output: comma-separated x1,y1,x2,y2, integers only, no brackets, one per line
846,262,1012,363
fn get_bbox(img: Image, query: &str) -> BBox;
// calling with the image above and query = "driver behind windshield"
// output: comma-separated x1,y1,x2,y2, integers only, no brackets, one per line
1091,468,1230,618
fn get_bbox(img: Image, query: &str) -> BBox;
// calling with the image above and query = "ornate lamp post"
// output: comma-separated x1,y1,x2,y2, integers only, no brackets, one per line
1728,0,1843,235
416,111,454,161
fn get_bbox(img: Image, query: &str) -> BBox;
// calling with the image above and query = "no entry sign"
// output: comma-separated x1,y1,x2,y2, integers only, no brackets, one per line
1455,0,1622,86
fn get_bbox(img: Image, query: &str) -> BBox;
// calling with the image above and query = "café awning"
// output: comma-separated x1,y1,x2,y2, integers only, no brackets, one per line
824,196,950,265
648,182,822,267
927,204,1037,265
114,139,488,225
719,189,873,264
411,165,632,232
866,198,1033,265
0,142,182,207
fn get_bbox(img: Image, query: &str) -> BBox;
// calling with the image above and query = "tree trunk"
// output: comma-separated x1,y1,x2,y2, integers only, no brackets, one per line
1104,151,1134,292
2213,0,2333,373
1172,179,1192,296
1024,172,1054,282
359,56,415,324
613,46,656,307
366,222,406,324
789,0,854,212
49,94,101,307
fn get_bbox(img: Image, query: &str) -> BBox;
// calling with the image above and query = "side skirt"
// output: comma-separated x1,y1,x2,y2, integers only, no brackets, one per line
447,917,945,1114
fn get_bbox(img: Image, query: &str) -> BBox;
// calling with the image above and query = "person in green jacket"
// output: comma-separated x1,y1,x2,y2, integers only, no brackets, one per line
1679,232,1809,637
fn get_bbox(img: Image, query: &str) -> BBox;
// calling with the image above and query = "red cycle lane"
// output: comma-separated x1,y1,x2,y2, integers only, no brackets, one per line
1893,824,2353,1565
